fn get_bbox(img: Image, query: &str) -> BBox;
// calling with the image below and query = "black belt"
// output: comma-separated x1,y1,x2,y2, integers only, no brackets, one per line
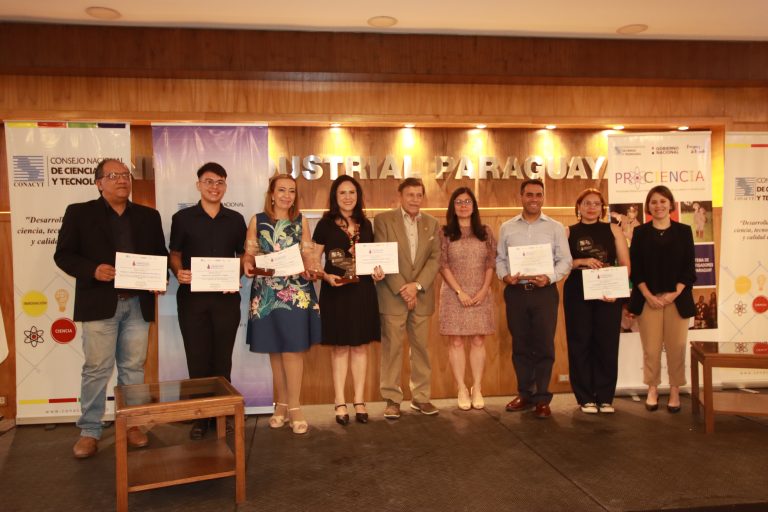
117,291,138,300
508,282,552,291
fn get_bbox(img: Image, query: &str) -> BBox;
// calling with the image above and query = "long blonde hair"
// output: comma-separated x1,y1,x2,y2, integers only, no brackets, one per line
263,174,300,221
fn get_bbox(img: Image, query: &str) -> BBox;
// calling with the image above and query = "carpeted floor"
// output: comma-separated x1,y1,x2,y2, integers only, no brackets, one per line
1,394,767,512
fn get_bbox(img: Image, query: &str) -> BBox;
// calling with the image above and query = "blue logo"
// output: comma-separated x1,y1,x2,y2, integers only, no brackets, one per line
13,155,45,183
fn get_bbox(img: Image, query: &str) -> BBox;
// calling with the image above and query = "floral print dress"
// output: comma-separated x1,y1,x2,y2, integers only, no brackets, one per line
246,213,321,353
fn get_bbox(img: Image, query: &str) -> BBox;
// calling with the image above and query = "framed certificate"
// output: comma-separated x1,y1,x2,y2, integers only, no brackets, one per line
507,243,554,278
190,257,240,292
355,242,399,275
581,266,631,300
114,252,167,291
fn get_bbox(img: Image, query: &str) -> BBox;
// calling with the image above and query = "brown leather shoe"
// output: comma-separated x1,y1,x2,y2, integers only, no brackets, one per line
73,436,98,459
127,426,149,448
505,396,534,412
534,403,552,419
410,400,439,415
383,400,401,419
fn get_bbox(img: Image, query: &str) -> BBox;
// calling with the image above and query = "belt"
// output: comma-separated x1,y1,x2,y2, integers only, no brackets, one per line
117,291,138,300
509,282,552,291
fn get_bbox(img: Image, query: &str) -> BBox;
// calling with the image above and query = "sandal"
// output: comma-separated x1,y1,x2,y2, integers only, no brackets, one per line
353,402,368,424
335,404,349,425
288,407,309,435
269,403,288,429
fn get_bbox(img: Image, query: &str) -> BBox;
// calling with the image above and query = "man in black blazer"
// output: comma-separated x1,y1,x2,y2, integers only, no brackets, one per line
54,158,168,459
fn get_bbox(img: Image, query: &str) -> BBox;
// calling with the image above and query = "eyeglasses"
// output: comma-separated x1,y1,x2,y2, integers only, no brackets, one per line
454,199,473,206
101,172,132,181
581,201,603,208
200,179,227,187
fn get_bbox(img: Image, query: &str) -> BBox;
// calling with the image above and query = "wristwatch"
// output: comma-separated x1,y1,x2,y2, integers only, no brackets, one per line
415,282,423,292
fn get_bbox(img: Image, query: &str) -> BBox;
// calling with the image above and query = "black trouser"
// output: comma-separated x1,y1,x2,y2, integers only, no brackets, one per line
177,291,241,382
563,282,622,405
504,284,559,404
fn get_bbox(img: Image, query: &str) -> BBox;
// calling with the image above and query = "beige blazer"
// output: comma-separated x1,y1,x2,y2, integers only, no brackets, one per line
373,208,441,316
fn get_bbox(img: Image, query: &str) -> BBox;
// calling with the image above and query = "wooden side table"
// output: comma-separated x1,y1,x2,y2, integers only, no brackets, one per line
114,377,245,511
690,341,768,433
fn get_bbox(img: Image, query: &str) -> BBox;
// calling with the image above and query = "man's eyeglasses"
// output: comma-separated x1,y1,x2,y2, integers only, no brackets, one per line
454,199,473,206
101,172,132,181
200,179,227,187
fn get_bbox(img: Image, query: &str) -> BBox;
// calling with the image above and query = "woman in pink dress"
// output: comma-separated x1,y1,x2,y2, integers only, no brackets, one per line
438,188,496,410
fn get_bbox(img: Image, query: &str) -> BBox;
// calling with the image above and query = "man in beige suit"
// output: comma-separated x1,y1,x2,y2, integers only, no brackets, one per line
374,178,441,418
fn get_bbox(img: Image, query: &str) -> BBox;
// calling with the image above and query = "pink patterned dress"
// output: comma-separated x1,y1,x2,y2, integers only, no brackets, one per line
438,225,496,336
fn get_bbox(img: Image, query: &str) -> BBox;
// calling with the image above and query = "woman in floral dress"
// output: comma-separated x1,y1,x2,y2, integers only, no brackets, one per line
244,174,321,434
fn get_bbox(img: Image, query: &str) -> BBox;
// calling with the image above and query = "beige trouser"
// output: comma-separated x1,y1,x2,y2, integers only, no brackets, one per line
637,303,689,386
380,312,432,403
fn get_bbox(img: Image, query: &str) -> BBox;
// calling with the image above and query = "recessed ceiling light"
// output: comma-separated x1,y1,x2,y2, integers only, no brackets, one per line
330,123,341,128
404,123,415,128
612,125,625,130
616,24,648,35
367,16,398,28
677,126,689,131
545,125,557,130
85,6,121,20
475,124,487,129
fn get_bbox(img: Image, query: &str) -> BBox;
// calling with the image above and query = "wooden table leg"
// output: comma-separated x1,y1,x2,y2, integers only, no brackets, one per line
703,361,715,433
234,403,246,503
115,415,129,512
691,350,700,416
216,416,225,439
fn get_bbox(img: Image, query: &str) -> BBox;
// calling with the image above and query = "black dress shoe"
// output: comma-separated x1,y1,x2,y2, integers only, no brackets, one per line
334,404,350,426
667,404,681,413
190,419,209,440
353,402,368,424
645,402,659,412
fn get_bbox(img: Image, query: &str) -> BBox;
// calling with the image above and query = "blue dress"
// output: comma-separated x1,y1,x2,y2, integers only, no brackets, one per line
246,213,321,353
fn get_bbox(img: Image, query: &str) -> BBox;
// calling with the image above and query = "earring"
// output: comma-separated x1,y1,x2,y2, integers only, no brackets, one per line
576,212,581,221
271,199,275,205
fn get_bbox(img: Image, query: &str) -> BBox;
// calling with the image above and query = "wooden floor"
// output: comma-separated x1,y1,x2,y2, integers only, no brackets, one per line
1,393,768,512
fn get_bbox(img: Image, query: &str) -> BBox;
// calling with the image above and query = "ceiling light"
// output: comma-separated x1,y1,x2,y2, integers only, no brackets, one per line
367,16,398,28
475,124,487,129
404,123,415,128
330,123,341,128
85,6,121,20
616,24,648,35
612,125,625,130
545,125,556,130
677,126,689,131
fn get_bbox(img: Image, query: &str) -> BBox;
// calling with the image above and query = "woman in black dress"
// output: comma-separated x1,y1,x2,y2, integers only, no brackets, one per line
564,188,630,414
312,175,384,425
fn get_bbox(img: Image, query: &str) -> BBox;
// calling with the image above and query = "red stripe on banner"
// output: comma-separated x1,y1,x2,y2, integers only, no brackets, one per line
751,144,768,148
49,397,78,403
38,122,67,128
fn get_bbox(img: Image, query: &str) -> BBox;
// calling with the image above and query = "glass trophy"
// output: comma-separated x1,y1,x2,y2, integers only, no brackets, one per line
245,239,274,277
329,248,359,284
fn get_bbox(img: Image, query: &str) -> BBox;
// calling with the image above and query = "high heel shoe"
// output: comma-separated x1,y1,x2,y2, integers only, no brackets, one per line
353,402,368,423
334,404,350,426
471,387,485,410
288,407,309,435
457,388,471,411
645,401,659,412
666,404,681,413
269,403,288,428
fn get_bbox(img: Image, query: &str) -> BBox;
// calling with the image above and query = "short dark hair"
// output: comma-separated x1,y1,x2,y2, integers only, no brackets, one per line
94,158,128,180
520,178,544,195
197,162,227,179
398,177,425,195
644,185,676,213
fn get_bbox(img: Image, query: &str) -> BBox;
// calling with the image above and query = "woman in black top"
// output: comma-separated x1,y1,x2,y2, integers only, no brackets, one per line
628,185,696,413
312,175,385,425
564,189,630,414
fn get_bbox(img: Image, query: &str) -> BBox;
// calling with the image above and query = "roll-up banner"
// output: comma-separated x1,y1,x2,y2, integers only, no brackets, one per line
607,132,714,390
718,133,768,384
5,121,131,423
152,124,273,413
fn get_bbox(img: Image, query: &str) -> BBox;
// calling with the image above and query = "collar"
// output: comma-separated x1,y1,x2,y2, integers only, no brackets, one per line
511,212,552,224
100,195,132,215
400,207,421,223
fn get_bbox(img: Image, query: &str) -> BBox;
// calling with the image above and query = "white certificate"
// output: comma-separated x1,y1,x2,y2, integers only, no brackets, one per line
114,252,167,291
582,266,631,300
355,242,399,275
254,244,305,277
190,257,240,292
507,244,554,278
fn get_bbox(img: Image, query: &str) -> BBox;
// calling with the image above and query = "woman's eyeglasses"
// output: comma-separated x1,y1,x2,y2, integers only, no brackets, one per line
454,199,473,206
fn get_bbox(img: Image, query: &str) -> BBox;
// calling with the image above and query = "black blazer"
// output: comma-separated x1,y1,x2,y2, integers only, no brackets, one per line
54,197,168,322
628,220,696,318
